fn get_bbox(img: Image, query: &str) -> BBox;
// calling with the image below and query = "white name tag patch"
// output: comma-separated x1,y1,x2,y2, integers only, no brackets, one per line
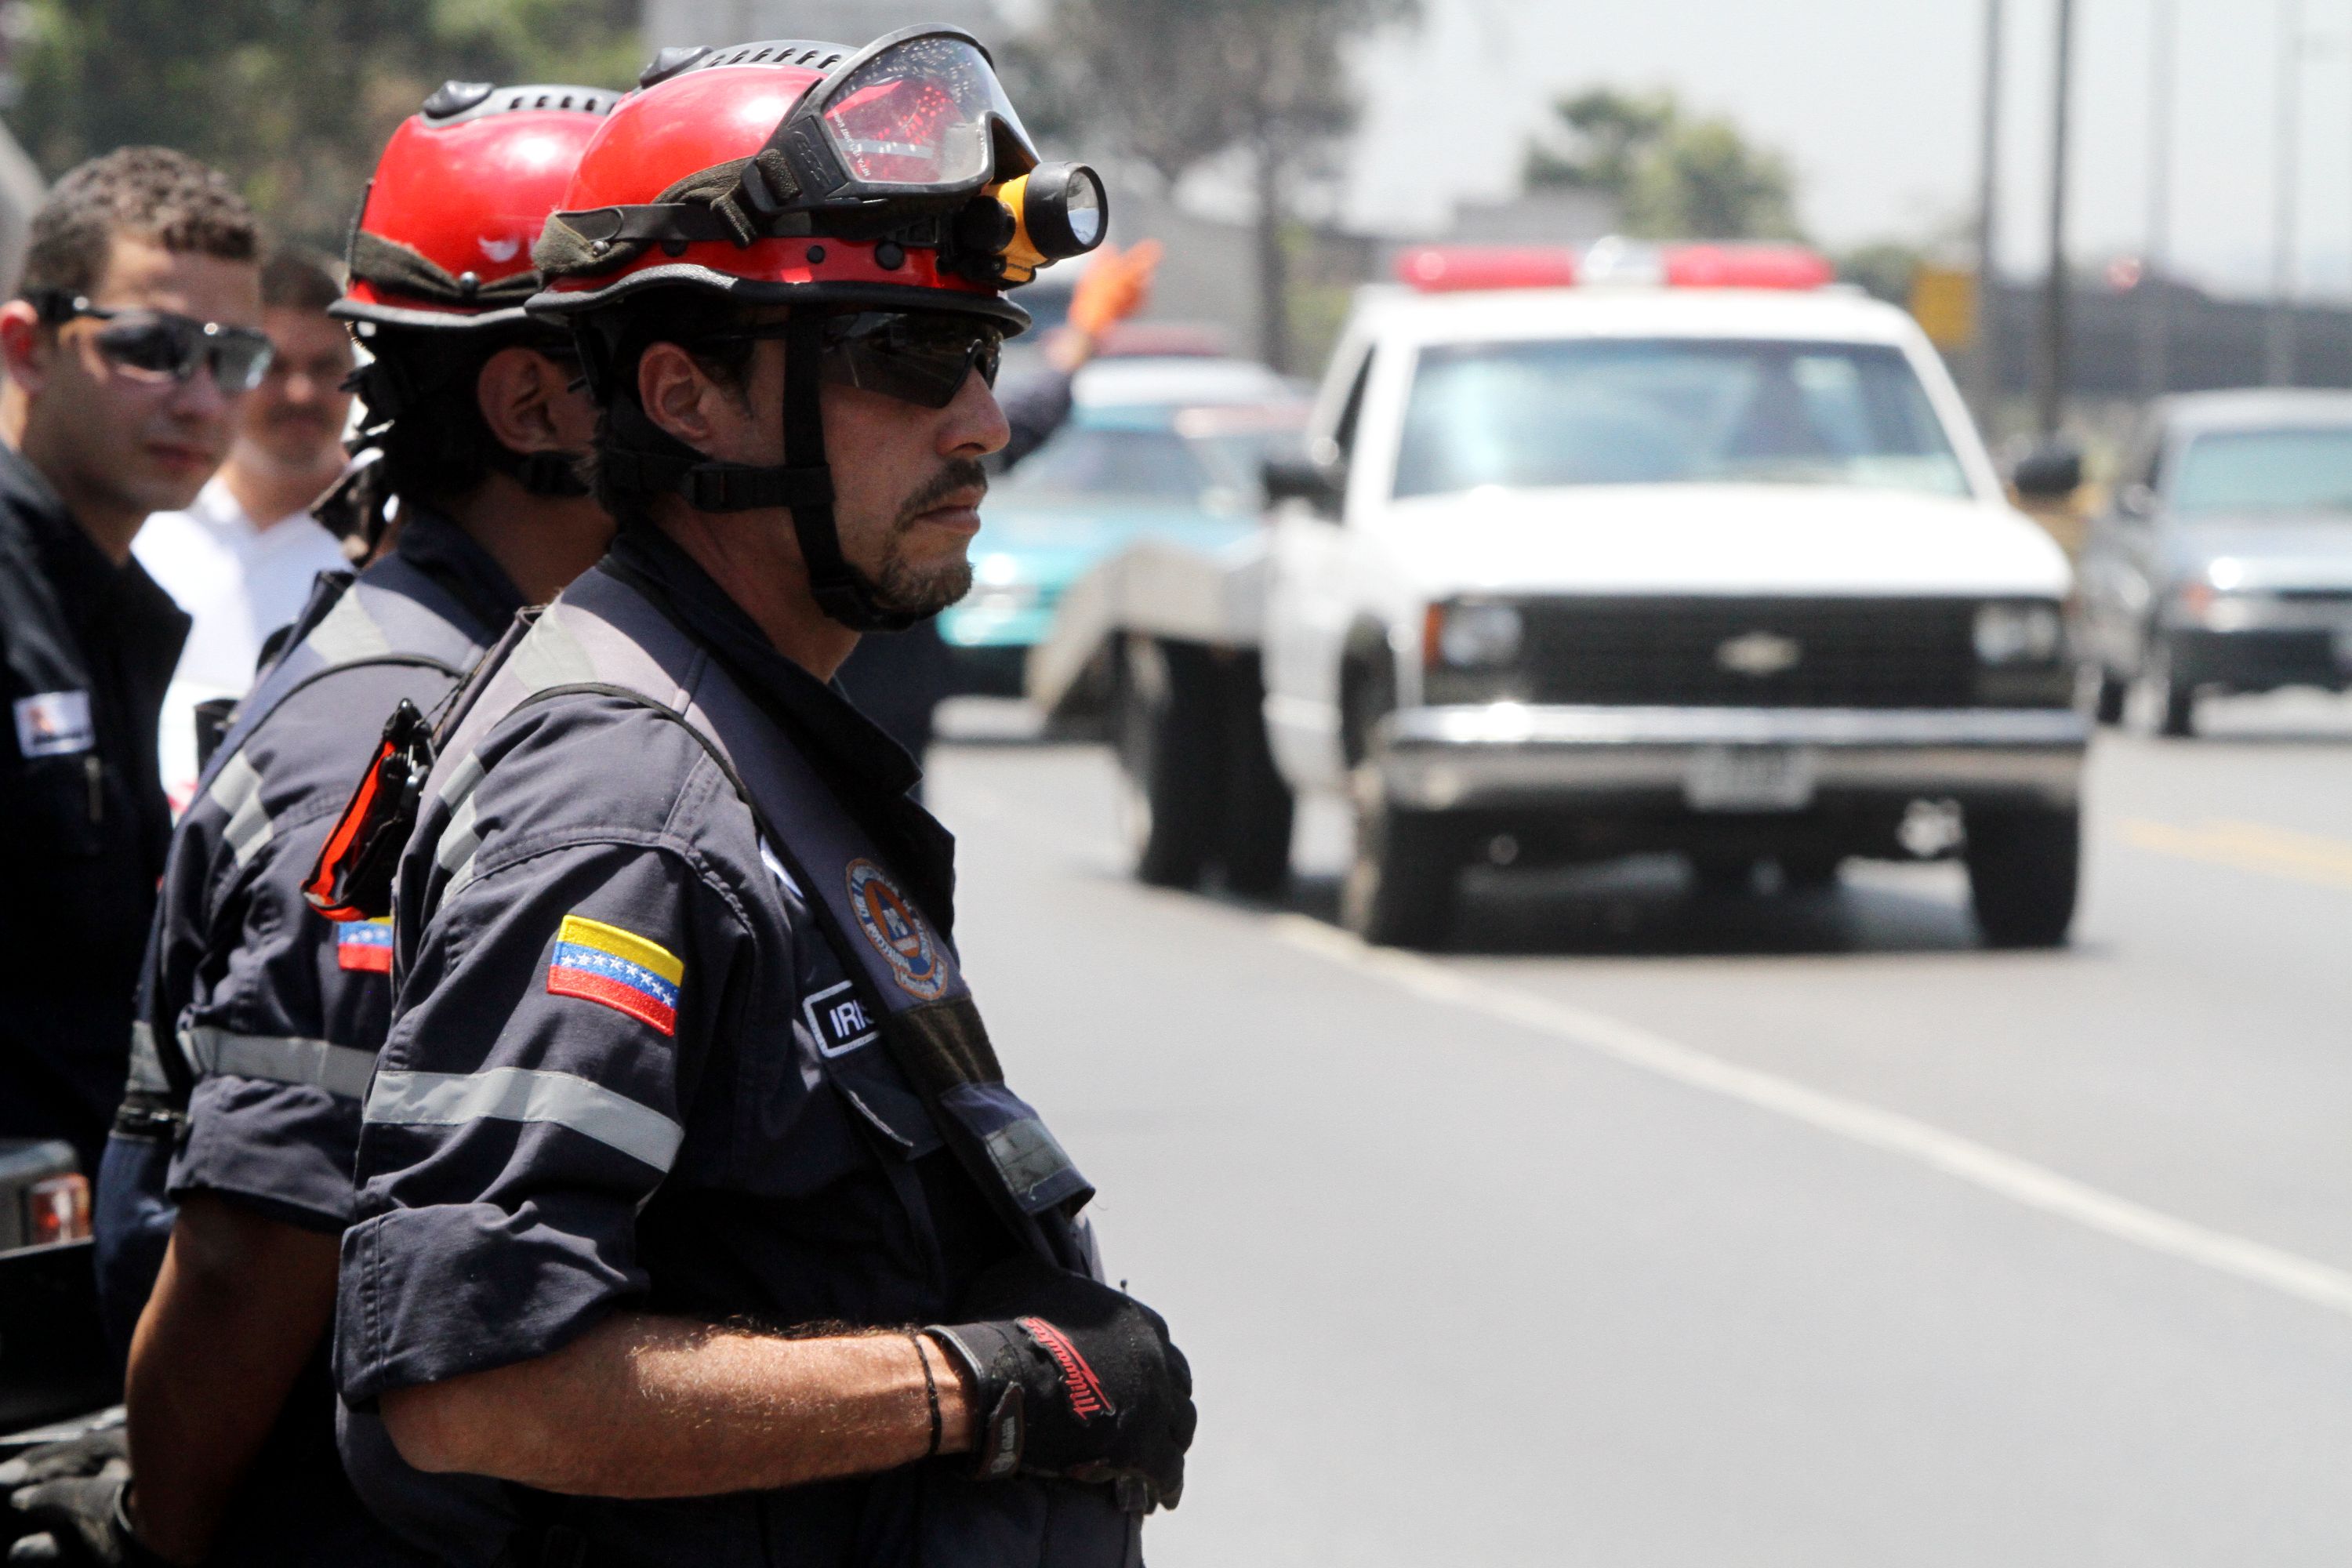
13,691,93,758
801,979,879,1059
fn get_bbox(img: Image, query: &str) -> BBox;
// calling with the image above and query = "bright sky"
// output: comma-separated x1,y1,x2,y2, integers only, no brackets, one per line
1340,0,2346,301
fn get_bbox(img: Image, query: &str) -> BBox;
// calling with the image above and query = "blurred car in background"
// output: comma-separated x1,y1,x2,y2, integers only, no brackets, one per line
942,367,1308,695
2078,390,2352,736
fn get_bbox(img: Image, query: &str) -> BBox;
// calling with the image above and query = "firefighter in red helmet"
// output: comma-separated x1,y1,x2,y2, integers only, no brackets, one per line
330,31,1194,1568
20,82,619,1568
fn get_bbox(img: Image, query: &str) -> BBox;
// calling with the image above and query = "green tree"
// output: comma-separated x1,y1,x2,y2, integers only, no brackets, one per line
5,0,640,245
1525,86,1800,241
1015,0,1415,372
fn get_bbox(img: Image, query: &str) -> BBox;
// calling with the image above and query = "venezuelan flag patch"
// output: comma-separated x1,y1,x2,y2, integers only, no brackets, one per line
336,918,395,974
546,915,682,1036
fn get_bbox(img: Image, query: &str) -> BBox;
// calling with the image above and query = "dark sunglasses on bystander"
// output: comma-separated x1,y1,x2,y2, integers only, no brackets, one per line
25,287,277,394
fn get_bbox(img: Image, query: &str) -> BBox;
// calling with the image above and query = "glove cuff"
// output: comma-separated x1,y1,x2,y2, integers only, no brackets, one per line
114,1485,178,1568
926,1322,1026,1482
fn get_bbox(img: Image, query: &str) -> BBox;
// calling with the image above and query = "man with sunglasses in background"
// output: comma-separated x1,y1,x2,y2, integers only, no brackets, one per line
330,33,1192,1568
1,85,623,1568
0,147,263,1179
135,248,355,811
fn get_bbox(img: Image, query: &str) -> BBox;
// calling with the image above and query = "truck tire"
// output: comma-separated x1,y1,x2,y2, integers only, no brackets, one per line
1218,655,1293,897
1965,804,2080,949
2091,669,2128,725
2147,635,2196,737
1341,789,1457,948
2159,681,2196,738
1117,637,1224,888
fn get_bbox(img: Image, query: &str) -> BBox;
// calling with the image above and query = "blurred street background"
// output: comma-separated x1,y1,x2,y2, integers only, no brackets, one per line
13,0,2352,1562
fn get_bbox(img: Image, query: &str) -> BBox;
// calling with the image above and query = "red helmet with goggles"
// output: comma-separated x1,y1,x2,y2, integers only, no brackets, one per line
529,27,1109,632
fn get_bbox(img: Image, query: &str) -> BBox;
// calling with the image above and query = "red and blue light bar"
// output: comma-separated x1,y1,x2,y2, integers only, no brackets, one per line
1394,241,1836,294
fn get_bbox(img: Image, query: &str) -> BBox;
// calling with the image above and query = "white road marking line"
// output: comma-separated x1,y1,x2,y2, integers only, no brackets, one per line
1274,914,2352,1321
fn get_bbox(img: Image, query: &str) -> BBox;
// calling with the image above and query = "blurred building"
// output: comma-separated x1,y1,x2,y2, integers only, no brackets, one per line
1446,188,1621,247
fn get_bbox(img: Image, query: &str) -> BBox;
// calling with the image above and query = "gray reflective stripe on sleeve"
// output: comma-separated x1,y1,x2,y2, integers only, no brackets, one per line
511,610,598,693
207,753,274,868
126,1021,171,1094
437,790,482,884
181,1025,377,1098
303,586,393,665
365,1067,683,1171
432,750,484,812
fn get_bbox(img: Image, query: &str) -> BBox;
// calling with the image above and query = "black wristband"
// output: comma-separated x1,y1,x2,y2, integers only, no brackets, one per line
912,1333,943,1458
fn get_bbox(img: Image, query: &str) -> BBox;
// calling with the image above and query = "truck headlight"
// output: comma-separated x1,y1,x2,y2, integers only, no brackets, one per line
1432,601,1523,667
1973,601,2063,664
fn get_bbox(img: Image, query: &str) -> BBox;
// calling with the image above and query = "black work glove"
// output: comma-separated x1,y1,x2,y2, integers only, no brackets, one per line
0,1430,128,1493
6,1476,171,1567
929,1256,1196,1510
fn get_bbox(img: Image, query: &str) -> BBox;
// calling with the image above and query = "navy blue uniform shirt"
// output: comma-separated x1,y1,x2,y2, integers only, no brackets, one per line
0,440,188,1172
337,526,1084,1567
118,506,520,1565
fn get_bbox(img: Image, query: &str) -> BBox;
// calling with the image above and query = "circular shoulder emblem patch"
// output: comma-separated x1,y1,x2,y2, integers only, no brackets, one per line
845,858,948,1000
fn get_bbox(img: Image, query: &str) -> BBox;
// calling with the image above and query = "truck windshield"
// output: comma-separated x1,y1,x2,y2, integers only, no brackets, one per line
2172,429,2352,514
1392,338,1969,502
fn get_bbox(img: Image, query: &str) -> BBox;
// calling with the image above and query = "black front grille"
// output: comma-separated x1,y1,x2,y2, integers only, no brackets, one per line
1436,597,1987,708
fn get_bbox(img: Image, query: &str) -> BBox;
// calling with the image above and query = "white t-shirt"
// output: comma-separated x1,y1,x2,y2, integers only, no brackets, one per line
135,475,348,810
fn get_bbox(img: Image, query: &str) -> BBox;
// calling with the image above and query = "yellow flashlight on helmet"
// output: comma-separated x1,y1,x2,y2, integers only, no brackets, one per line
985,163,1109,283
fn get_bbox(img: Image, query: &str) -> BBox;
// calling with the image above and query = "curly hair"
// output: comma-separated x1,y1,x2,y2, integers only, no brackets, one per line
24,146,258,297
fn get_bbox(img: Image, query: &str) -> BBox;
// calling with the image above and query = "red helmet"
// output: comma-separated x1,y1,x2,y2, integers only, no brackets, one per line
337,81,620,332
531,28,1104,325
529,29,1108,632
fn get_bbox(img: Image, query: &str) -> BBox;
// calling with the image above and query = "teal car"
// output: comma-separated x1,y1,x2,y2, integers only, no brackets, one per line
942,401,1306,694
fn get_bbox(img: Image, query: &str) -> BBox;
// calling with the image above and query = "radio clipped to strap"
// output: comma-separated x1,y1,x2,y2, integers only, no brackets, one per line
303,698,435,922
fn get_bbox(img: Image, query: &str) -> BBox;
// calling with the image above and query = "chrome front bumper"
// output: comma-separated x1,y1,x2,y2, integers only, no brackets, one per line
1376,705,2089,812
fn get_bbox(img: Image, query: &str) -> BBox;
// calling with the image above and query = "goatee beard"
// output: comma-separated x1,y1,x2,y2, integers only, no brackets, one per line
866,456,987,619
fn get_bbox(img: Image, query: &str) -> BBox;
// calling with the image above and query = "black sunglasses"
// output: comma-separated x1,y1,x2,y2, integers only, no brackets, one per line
26,289,276,394
695,310,1004,410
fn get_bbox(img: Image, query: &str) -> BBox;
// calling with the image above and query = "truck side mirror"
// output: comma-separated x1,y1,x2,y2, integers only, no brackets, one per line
1263,456,1345,517
2011,445,2084,500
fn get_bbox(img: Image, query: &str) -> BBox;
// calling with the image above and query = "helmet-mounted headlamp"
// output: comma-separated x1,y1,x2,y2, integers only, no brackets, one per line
539,27,1107,289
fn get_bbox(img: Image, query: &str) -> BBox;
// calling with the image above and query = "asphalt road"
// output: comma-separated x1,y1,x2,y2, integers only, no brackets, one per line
925,691,2352,1567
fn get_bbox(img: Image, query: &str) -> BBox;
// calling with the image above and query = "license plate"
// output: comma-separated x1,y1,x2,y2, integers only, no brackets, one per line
1684,746,1817,812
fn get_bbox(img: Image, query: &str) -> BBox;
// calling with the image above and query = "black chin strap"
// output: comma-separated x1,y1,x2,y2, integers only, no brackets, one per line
596,312,920,633
780,310,920,633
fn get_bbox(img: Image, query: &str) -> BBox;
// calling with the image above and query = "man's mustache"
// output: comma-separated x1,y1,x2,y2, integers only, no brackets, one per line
891,457,989,532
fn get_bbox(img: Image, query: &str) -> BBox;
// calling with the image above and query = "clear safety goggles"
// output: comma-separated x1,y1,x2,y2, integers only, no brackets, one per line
781,28,1040,201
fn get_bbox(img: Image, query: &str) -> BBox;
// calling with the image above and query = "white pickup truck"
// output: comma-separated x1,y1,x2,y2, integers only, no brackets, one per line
1030,246,2088,948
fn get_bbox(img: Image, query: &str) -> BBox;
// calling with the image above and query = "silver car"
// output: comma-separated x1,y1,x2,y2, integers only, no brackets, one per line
2078,390,2352,735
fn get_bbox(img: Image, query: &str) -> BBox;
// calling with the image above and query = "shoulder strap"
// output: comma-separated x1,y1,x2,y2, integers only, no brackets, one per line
496,676,1058,1262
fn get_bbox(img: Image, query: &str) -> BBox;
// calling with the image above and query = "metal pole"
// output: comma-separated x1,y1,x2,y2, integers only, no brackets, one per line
2268,0,2303,385
1970,0,2005,429
2141,0,2176,401
2038,0,2074,439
